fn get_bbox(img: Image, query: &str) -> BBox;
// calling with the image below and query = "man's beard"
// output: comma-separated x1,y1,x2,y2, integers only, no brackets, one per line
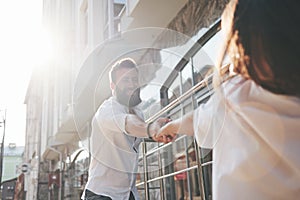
115,86,142,108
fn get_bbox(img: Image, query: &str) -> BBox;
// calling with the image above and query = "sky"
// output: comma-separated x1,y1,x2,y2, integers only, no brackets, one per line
0,0,44,146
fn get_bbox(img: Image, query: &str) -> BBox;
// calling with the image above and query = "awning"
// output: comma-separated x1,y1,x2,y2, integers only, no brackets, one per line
126,0,187,29
157,0,229,47
42,137,79,161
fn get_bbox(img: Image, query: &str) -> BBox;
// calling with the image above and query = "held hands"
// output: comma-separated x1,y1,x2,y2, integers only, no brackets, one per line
147,118,171,141
149,111,193,143
148,118,179,143
155,120,179,143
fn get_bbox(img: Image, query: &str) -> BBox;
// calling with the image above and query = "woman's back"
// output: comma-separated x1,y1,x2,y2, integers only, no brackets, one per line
204,75,300,199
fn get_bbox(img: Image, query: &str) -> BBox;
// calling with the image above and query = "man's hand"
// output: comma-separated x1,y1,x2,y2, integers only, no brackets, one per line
148,118,171,141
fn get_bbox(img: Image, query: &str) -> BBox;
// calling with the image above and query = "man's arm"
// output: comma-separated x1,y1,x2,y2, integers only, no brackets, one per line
125,115,170,139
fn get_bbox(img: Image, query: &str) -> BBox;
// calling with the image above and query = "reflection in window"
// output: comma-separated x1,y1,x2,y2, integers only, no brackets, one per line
140,84,162,121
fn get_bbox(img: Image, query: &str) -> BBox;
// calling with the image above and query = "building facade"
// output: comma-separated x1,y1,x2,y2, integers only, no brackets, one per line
24,0,228,199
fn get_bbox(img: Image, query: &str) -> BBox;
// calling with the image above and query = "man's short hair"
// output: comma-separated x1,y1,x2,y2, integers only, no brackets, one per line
109,58,138,83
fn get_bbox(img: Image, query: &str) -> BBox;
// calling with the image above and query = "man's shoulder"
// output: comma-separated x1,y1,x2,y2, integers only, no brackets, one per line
101,96,113,104
98,96,125,113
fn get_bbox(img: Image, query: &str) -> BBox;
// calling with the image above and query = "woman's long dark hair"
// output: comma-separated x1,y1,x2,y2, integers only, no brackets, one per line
226,0,300,97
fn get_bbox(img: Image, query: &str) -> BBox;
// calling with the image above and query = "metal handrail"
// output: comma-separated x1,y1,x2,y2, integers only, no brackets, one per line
139,18,228,199
145,63,230,124
136,161,213,187
145,74,210,123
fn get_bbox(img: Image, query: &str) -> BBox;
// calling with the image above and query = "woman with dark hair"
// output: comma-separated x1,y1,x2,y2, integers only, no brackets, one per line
156,0,300,199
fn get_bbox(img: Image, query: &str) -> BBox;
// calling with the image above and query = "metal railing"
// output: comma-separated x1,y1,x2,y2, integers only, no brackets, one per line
139,71,217,200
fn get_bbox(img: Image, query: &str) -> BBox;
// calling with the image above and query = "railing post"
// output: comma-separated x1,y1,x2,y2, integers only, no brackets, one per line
142,141,149,200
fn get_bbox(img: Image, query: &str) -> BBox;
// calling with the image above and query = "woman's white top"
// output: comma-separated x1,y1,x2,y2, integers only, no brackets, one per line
194,75,300,200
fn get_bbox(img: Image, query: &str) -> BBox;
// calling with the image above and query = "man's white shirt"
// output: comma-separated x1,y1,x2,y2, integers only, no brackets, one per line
83,97,143,200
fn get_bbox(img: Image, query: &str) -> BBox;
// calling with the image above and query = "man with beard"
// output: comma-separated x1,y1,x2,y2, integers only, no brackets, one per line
82,58,169,200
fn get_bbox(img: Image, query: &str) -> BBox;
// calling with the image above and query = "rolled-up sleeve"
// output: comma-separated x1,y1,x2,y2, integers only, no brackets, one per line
96,99,128,134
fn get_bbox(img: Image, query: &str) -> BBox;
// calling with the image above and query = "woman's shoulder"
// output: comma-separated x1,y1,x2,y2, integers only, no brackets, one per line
215,75,254,104
221,75,279,101
222,75,252,95
221,75,300,115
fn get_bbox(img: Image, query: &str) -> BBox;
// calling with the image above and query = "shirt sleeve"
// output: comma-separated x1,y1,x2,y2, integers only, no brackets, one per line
95,99,128,134
193,76,244,148
193,88,226,149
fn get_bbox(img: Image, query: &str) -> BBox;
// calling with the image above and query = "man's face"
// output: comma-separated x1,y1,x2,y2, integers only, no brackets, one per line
113,67,141,107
